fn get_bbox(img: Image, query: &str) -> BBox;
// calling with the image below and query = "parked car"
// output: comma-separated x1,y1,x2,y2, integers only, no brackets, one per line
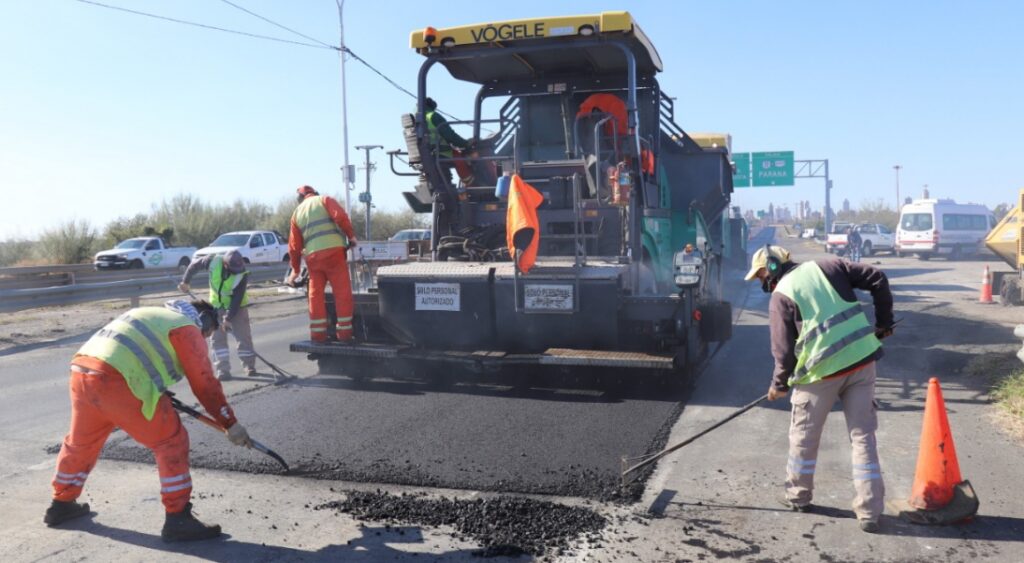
851,223,895,256
896,199,996,260
824,222,853,255
389,229,431,242
825,223,895,256
193,230,289,264
94,237,196,270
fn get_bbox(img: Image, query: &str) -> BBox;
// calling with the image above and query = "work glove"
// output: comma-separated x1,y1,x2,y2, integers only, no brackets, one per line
875,325,894,340
178,282,190,294
767,386,789,401
222,319,233,333
226,422,252,448
348,240,358,250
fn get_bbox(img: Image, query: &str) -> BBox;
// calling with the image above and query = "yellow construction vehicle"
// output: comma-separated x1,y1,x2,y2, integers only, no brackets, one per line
291,11,743,382
984,188,1023,304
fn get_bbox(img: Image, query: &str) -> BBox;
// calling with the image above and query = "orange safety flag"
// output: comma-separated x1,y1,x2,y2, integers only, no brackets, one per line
640,148,656,176
506,174,543,274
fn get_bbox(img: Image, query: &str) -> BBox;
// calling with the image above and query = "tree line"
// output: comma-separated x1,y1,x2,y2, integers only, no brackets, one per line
0,194,427,266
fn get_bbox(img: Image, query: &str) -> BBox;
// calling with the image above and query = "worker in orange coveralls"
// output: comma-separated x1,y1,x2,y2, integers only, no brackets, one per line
286,185,358,342
44,299,252,542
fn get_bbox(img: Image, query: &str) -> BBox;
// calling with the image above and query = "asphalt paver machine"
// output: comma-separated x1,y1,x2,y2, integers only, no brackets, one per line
292,12,738,382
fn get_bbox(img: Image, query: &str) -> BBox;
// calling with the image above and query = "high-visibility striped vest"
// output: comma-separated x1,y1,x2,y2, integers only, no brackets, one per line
292,195,348,255
77,308,194,420
425,111,453,157
775,262,882,386
209,255,249,309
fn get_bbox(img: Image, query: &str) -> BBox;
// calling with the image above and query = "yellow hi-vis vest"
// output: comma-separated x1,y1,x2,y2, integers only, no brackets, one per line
775,262,882,387
209,255,249,309
292,195,348,255
76,307,194,420
425,110,452,157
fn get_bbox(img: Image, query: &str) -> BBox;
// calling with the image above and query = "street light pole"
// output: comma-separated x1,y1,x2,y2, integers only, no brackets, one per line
336,0,352,212
893,165,902,210
355,145,383,240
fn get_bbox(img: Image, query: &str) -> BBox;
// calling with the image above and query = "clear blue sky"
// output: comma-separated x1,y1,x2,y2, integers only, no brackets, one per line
2,1,1022,239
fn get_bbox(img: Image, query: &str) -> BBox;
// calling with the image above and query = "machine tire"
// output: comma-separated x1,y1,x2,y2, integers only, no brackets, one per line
282,253,289,262
130,259,144,269
950,245,962,261
917,253,931,261
1000,278,1022,306
862,241,873,257
243,257,251,264
177,257,190,271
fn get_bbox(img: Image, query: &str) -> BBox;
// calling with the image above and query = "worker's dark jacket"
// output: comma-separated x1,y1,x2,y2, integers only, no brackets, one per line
769,259,893,391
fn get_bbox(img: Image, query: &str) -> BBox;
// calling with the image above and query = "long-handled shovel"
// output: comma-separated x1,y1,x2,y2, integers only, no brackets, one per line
621,393,768,486
167,394,290,473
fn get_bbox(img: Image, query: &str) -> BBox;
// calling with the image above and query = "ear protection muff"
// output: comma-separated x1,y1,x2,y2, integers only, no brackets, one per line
764,244,782,275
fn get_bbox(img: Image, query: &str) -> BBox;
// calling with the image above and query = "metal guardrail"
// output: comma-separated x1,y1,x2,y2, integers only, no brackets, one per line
0,264,289,313
0,264,195,290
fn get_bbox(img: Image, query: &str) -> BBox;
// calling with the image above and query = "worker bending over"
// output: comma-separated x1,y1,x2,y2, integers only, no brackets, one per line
45,299,252,542
286,185,358,342
745,245,894,533
179,249,256,380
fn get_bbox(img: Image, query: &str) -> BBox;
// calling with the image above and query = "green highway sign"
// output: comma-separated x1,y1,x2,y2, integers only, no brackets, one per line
752,151,794,187
732,153,751,187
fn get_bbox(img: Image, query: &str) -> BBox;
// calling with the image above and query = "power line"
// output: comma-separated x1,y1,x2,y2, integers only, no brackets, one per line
344,46,466,123
216,0,335,49
342,46,417,99
73,0,472,125
72,0,336,50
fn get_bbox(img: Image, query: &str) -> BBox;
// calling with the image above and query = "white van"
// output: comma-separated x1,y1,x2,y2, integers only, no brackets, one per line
896,199,995,260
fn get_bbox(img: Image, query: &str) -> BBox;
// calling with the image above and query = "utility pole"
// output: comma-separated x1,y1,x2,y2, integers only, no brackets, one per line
355,145,383,240
893,165,902,211
336,0,352,212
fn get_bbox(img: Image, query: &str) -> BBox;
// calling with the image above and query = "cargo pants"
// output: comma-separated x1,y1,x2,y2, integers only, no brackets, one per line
54,365,193,513
210,307,256,378
785,361,885,520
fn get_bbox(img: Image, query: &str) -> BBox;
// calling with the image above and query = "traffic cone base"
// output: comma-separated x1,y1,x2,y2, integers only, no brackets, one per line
898,480,979,525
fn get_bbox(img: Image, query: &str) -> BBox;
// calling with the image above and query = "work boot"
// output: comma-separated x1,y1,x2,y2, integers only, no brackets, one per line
44,499,90,527
777,497,812,513
859,519,880,533
244,367,258,377
217,372,232,382
161,502,222,542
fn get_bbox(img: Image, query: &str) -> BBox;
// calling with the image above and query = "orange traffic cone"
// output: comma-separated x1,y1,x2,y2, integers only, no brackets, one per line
900,377,979,524
979,266,993,303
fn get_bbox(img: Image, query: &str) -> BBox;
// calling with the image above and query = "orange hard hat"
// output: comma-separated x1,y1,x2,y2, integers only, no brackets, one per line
297,185,318,197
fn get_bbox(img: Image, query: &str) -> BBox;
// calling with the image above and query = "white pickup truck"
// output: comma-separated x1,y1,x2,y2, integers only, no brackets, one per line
193,230,290,265
94,237,197,270
825,222,896,257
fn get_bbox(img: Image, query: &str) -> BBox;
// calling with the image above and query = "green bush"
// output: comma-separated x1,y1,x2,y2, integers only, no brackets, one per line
0,239,37,266
37,219,99,264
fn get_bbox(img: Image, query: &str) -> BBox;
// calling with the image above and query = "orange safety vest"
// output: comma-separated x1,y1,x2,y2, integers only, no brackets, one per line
506,174,543,274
